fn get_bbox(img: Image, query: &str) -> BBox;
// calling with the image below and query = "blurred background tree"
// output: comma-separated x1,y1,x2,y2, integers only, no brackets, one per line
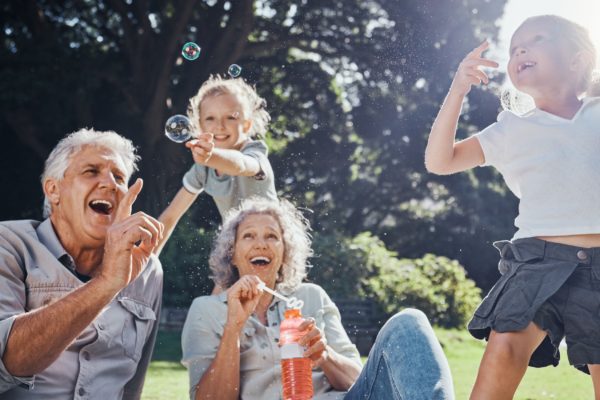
1,0,514,321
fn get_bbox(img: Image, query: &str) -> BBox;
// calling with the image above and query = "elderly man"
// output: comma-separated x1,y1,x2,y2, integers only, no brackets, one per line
0,129,164,399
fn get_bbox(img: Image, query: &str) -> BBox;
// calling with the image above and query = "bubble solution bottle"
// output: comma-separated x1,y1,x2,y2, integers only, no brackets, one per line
280,308,314,400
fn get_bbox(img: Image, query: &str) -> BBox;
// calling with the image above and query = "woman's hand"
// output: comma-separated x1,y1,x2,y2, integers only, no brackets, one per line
225,275,262,331
449,40,499,97
298,318,328,367
186,132,214,165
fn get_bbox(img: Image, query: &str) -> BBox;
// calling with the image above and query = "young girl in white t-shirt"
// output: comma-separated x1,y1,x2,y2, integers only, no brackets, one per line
425,15,600,398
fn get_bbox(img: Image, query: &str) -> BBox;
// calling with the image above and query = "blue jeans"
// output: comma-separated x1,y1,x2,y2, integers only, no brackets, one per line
344,309,454,400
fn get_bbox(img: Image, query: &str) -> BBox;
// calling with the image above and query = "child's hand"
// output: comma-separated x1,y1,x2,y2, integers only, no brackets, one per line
450,40,499,97
186,132,214,165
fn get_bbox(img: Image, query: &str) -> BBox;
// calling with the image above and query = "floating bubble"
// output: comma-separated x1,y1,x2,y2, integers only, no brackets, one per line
164,115,193,143
181,42,201,61
228,63,242,77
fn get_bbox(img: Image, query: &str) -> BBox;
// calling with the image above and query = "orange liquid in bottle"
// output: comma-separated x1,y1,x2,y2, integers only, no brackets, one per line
280,308,313,400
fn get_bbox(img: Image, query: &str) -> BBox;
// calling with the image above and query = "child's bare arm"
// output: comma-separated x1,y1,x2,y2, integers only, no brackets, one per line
154,187,200,256
425,41,498,175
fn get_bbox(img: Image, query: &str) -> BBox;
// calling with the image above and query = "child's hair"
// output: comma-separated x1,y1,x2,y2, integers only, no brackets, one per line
501,15,600,113
187,74,271,138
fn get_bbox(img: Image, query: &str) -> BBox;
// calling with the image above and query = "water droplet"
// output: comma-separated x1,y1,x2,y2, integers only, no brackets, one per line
228,63,242,77
164,115,193,143
181,42,201,61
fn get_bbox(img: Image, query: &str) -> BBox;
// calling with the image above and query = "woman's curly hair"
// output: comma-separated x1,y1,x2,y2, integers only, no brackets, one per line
209,197,313,293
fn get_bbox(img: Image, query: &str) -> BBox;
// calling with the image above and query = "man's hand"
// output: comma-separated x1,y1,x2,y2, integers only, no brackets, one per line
99,179,164,292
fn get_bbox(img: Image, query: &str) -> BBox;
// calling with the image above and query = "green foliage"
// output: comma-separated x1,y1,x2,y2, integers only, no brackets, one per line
367,254,482,328
308,231,392,297
158,218,215,308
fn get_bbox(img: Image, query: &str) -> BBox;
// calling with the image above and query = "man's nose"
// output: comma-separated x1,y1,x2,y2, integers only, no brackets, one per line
98,171,118,190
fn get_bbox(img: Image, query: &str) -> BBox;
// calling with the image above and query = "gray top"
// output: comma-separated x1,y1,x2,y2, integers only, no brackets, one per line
181,283,362,400
0,219,163,400
182,140,277,218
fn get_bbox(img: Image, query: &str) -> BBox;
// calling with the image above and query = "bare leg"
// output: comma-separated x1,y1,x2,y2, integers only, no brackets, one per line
588,364,600,400
470,322,547,400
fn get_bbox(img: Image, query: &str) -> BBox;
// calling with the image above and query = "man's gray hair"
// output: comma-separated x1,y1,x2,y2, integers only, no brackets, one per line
41,128,139,218
209,197,313,293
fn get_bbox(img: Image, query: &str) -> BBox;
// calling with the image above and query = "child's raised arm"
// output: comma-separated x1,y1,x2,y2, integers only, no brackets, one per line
425,41,498,175
154,187,200,256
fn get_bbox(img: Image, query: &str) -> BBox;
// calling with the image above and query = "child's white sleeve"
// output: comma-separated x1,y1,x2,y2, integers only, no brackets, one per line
182,164,208,194
474,111,510,167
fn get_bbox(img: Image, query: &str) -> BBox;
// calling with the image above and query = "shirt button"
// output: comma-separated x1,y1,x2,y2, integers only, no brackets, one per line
78,387,85,396
260,342,268,349
83,352,91,361
577,250,588,261
269,306,275,311
272,322,278,327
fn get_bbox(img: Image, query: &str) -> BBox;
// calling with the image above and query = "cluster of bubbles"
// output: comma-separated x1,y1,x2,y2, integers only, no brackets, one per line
164,114,193,143
180,43,242,76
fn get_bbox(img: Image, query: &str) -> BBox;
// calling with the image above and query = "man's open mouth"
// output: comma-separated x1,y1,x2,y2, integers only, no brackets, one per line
89,199,114,215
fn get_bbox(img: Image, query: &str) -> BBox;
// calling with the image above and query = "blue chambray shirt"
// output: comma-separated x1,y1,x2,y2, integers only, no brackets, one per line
0,219,163,399
181,283,362,400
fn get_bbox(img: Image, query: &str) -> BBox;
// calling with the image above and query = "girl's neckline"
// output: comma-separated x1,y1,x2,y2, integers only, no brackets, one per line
532,97,597,122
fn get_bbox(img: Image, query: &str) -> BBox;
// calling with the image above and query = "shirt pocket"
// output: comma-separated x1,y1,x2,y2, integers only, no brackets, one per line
118,297,156,362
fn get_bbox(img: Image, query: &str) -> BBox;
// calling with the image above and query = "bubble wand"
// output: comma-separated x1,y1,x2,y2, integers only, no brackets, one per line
257,281,304,309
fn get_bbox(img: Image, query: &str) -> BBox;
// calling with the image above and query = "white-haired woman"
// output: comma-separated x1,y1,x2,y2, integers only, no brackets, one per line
181,198,454,399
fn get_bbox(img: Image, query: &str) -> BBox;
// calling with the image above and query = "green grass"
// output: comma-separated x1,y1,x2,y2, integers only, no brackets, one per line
142,329,594,399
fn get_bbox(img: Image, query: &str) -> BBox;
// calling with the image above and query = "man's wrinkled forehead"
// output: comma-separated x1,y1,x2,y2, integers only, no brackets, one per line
68,145,129,178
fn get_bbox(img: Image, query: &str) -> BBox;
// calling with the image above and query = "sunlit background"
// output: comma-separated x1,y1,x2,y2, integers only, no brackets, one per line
498,0,600,64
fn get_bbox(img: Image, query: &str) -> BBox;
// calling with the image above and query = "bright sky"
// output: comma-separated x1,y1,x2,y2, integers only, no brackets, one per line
496,0,600,65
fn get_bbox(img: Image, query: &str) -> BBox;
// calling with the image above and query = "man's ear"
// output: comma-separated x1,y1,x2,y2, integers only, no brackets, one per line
43,178,60,207
243,119,253,133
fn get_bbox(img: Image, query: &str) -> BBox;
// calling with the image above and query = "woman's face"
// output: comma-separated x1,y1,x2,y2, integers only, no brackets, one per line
232,213,285,288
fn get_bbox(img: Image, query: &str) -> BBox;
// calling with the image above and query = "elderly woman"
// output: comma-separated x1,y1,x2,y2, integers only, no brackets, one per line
181,198,454,399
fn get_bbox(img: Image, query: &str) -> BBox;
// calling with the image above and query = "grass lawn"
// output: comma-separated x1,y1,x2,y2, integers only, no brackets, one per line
142,329,593,399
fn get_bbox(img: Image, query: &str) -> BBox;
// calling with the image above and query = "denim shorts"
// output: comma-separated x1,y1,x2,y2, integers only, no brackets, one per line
468,237,600,374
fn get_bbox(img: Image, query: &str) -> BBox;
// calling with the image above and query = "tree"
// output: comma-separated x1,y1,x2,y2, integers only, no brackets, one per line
2,0,512,292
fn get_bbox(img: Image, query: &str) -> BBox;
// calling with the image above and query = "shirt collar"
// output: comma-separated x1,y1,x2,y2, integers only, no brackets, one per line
36,218,69,260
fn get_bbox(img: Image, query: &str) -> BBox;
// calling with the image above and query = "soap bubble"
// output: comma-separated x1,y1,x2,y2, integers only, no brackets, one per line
165,115,193,143
181,42,201,61
228,63,242,77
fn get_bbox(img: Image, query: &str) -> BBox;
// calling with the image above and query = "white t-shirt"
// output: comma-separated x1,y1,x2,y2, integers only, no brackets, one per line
475,97,600,240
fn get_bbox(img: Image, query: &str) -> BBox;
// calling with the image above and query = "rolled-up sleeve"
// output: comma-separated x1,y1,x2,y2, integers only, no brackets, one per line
182,164,208,194
0,235,34,392
242,140,273,181
181,297,223,399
